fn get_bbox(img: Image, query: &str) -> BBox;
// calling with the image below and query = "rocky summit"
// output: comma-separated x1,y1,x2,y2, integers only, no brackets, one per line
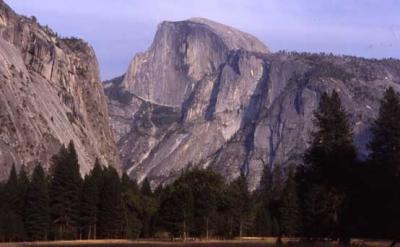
0,1,120,178
105,18,400,189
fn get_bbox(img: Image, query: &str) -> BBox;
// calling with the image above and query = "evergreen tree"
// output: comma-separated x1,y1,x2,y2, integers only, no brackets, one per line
121,173,143,239
188,169,224,238
25,164,50,240
158,183,194,239
49,141,83,239
140,178,152,197
225,173,252,237
139,191,158,238
3,165,25,241
253,203,272,236
279,166,299,236
271,216,280,237
17,165,29,218
80,175,98,239
254,164,276,236
272,164,285,201
153,184,164,198
138,177,158,238
367,87,400,239
369,87,400,175
98,167,124,239
257,163,273,205
80,159,103,239
301,91,357,242
4,165,18,212
157,169,224,239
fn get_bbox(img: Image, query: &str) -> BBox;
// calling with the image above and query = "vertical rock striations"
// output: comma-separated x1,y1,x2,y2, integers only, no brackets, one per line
0,1,120,178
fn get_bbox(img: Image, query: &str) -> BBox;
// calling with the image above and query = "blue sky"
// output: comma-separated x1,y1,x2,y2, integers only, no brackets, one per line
6,0,400,80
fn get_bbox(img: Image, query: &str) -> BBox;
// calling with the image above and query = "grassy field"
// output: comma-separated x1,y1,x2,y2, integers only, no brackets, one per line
0,238,394,247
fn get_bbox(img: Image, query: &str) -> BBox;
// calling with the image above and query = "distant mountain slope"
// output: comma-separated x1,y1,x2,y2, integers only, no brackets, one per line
0,1,120,178
107,19,400,188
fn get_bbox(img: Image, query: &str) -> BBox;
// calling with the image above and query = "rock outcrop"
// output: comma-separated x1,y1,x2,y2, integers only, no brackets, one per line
0,1,120,178
107,19,400,189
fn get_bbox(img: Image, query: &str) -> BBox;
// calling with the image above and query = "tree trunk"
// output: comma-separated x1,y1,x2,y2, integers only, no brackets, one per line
88,225,91,239
229,217,233,238
239,221,243,239
183,217,187,241
206,217,209,240
59,224,62,240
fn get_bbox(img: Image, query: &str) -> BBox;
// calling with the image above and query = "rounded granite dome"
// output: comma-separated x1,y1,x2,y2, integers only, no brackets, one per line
187,17,271,54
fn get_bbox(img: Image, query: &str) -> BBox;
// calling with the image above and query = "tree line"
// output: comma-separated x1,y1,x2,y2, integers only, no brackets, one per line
1,87,400,243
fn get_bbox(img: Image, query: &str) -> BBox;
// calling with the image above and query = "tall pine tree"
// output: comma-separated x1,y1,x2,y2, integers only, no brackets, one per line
17,165,29,220
301,91,357,242
3,165,25,241
279,166,299,237
49,141,82,239
158,182,194,239
80,158,103,239
98,167,124,239
253,163,274,237
225,173,252,237
25,164,50,240
367,87,400,239
139,177,158,238
121,173,143,239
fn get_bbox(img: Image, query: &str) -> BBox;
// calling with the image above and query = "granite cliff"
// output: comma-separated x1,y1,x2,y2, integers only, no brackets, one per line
0,1,120,178
105,18,400,189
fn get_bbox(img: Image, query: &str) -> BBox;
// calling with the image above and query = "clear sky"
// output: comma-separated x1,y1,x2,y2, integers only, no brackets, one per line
6,0,400,80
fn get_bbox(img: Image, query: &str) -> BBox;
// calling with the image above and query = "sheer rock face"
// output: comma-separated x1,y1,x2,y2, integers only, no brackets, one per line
106,18,400,189
0,1,120,178
121,18,270,107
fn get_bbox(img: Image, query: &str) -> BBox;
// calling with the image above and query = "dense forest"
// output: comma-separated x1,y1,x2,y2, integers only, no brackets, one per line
1,87,400,244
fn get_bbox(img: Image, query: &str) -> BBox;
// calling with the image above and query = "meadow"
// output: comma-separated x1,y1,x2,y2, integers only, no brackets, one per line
0,239,393,247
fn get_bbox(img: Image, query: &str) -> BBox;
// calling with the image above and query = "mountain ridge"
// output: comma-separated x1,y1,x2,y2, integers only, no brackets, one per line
105,17,400,189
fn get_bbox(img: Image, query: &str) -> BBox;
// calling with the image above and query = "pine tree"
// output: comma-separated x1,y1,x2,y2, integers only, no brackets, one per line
3,165,25,241
369,87,400,175
279,166,299,236
137,177,158,238
254,164,275,236
98,167,124,239
139,187,158,238
257,163,273,205
301,91,357,241
367,87,400,239
226,173,252,237
188,169,224,239
4,165,18,212
80,159,103,239
158,182,194,239
271,216,280,237
140,178,152,196
253,203,272,236
25,164,50,240
121,173,142,239
80,175,98,239
304,91,356,187
17,165,29,219
255,163,281,237
49,141,83,239
272,164,285,201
